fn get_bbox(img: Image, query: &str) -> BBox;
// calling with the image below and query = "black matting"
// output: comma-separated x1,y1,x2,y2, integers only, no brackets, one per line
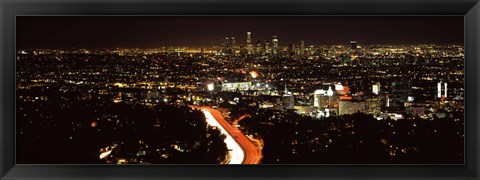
1,0,479,179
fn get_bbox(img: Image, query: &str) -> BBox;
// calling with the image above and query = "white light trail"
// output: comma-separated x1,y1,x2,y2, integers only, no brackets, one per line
99,150,112,159
202,110,244,164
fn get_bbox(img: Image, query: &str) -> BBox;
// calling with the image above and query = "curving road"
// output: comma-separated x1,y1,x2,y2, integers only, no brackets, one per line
232,114,250,127
191,106,262,164
201,109,244,164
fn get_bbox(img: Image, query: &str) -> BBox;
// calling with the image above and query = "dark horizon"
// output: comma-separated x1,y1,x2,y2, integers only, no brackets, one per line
16,16,464,49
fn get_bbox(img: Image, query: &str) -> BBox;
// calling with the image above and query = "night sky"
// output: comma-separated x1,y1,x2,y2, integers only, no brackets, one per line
16,16,464,49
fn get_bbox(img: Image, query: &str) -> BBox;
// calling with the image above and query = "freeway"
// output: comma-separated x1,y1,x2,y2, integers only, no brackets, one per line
192,106,262,164
201,109,244,164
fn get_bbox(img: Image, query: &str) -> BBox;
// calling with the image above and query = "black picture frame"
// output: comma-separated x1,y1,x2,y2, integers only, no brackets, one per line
1,0,479,179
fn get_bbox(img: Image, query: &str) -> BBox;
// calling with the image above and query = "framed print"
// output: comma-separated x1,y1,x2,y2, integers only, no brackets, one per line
1,0,479,179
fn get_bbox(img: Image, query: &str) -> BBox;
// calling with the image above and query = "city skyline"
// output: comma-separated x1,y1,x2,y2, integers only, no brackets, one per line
16,16,464,164
17,16,464,49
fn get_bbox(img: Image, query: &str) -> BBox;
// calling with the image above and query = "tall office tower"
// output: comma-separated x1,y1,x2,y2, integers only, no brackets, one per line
314,89,329,108
272,36,279,55
221,37,229,54
256,40,262,54
246,32,253,54
288,43,295,56
300,40,305,56
230,37,236,48
221,37,235,55
264,40,271,55
350,41,358,50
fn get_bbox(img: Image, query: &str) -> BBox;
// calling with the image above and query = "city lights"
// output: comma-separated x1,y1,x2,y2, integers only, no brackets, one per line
16,17,464,165
207,83,215,91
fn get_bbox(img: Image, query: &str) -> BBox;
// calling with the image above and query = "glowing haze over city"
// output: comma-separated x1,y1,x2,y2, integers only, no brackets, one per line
16,16,464,164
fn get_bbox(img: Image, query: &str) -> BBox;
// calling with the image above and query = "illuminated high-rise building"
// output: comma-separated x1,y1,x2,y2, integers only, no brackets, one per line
256,40,262,54
391,80,411,100
327,86,334,107
366,98,382,115
222,41,229,55
272,36,279,55
350,41,357,50
437,81,448,100
288,43,296,56
386,95,390,107
221,38,227,49
437,82,442,98
339,100,366,115
221,37,235,55
444,82,448,99
314,89,329,108
314,90,322,107
372,82,380,95
300,40,305,56
264,40,271,55
246,32,253,54
231,37,236,48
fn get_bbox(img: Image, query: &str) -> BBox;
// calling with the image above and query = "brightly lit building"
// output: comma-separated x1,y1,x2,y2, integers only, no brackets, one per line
313,89,327,108
334,82,350,95
437,81,448,100
365,98,382,115
313,89,331,108
372,82,380,95
246,32,253,54
263,40,271,55
272,36,279,55
350,41,357,50
339,99,366,115
221,82,252,91
282,86,295,110
313,83,344,108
